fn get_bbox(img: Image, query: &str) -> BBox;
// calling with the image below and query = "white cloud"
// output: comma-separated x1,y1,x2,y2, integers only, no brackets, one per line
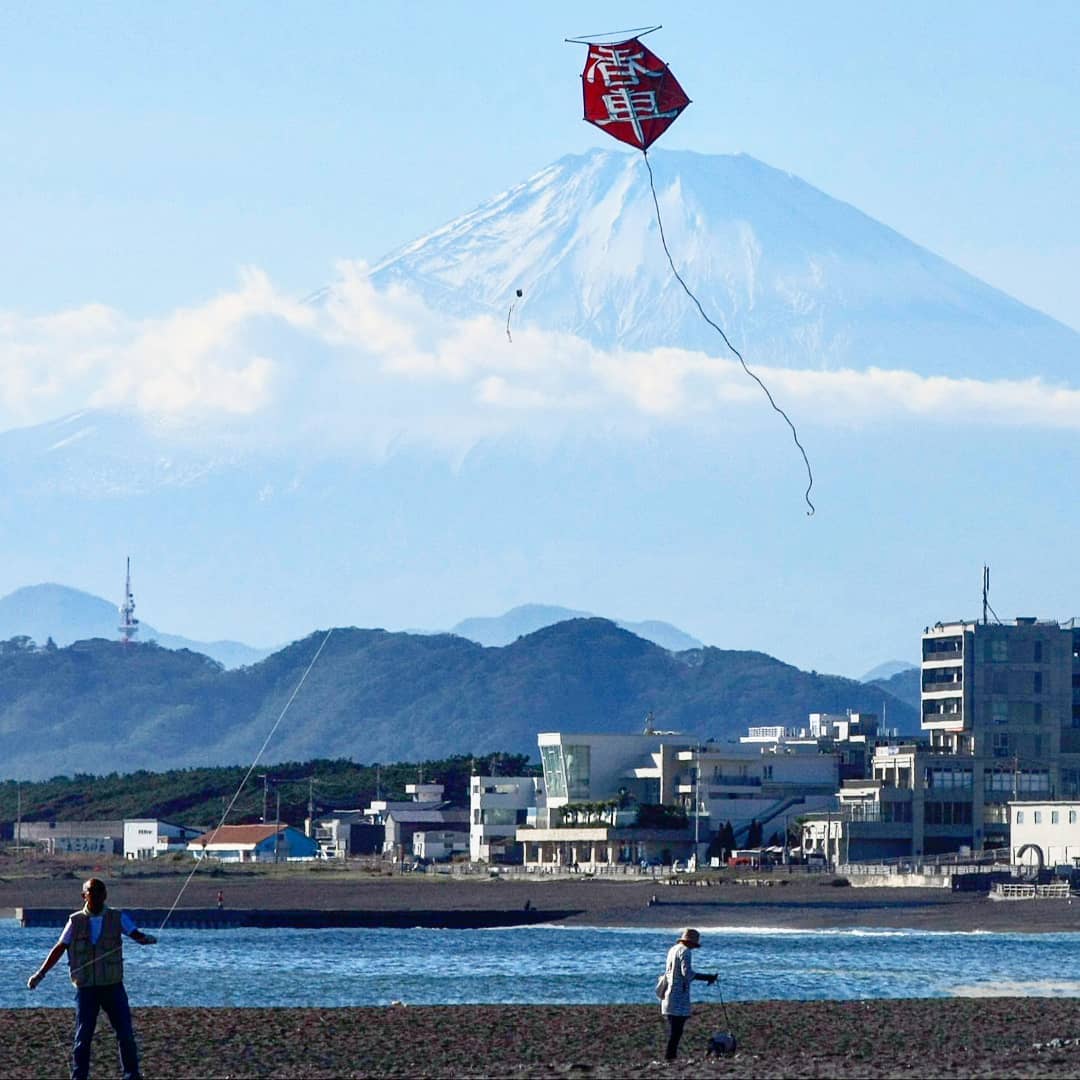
3,264,1080,444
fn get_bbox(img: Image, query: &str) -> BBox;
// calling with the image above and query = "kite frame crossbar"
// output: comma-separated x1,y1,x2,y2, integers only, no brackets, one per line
565,24,661,45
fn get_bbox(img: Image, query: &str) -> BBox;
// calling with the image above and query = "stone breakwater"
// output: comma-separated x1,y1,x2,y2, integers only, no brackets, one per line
14,906,580,930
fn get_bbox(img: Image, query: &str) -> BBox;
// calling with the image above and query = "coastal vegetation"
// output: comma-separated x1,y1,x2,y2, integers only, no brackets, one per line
0,753,533,827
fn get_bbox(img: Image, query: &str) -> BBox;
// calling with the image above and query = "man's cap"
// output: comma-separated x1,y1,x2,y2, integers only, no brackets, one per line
678,928,701,946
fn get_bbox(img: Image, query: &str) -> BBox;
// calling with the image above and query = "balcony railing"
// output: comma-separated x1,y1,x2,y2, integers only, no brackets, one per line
708,776,762,788
922,677,963,692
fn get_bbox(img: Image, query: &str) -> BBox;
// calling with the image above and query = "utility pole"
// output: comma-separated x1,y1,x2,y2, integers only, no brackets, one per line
274,788,281,863
259,774,269,824
15,781,21,860
693,745,700,868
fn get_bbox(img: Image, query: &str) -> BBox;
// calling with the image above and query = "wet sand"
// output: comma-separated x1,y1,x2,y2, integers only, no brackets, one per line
5,864,1080,933
3,1000,1080,1078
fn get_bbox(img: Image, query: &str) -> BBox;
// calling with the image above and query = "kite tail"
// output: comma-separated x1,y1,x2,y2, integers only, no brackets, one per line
506,288,523,344
643,152,816,517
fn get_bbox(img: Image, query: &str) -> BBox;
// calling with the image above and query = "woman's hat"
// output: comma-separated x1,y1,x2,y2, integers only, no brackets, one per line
678,928,701,947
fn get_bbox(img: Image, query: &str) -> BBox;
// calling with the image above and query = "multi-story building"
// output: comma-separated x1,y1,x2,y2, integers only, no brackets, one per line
803,614,1080,861
922,616,1079,847
470,775,545,863
516,728,843,868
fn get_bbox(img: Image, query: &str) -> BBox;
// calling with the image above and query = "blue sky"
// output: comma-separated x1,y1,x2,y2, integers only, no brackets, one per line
1,3,1078,676
1,2,1077,327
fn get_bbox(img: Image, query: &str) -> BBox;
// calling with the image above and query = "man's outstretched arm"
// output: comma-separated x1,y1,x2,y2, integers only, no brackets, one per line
27,942,67,989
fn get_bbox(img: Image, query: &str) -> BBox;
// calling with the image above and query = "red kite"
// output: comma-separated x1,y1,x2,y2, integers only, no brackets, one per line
580,37,690,152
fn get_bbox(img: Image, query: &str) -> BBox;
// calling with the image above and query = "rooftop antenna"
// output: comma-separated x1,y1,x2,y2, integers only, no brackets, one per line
982,565,990,626
118,557,139,645
643,710,656,735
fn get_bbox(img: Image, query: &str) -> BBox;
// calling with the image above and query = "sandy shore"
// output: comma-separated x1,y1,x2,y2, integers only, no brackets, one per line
7,861,1080,1077
4,862,1080,933
3,1000,1080,1078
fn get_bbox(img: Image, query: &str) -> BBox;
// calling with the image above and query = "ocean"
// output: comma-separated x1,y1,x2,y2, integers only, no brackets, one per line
6,921,1080,1009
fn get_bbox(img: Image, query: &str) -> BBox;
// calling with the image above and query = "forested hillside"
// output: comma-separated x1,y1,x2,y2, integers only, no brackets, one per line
0,753,531,826
0,620,918,780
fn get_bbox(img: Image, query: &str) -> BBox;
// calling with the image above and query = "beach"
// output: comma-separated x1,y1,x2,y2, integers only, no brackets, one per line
7,861,1080,1077
6,861,1080,933
3,1000,1080,1078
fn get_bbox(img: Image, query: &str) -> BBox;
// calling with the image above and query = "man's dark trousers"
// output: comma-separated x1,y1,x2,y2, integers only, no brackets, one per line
72,983,140,1080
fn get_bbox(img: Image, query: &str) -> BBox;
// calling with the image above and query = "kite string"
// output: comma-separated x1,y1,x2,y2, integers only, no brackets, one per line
54,626,337,987
58,628,335,981
643,152,816,517
153,626,336,934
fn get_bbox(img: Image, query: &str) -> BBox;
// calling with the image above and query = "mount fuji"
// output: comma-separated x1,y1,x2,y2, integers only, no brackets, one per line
367,148,1080,382
3,148,1079,677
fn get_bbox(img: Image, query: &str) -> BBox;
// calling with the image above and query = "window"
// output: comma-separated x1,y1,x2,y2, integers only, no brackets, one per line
564,745,591,799
1052,811,1060,825
1071,811,1077,825
1034,672,1043,693
1034,811,1043,824
991,639,1009,662
992,733,1010,757
1016,811,1024,824
540,745,566,800
1034,641,1043,662
992,700,1009,725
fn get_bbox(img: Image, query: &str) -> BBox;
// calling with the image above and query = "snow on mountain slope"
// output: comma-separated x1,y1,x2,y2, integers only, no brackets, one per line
368,148,1080,383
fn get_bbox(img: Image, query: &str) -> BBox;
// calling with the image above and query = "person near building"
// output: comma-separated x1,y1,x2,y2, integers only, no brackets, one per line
659,927,717,1061
26,878,157,1080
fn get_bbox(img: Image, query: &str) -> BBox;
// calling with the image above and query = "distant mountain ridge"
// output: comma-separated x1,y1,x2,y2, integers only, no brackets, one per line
861,660,917,683
450,604,703,651
0,584,273,669
0,619,920,780
0,587,703,664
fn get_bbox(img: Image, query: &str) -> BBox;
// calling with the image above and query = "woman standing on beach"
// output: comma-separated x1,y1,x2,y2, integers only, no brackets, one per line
660,927,717,1061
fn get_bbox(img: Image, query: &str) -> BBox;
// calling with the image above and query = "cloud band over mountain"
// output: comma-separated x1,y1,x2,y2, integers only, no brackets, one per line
2,258,1079,451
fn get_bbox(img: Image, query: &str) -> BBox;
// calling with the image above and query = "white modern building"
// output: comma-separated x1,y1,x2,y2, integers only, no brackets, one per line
470,775,545,863
413,828,469,862
516,727,843,868
677,740,838,853
123,819,204,860
1010,800,1080,869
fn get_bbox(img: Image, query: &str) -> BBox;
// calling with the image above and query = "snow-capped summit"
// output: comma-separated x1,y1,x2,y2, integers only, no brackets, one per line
370,148,1080,383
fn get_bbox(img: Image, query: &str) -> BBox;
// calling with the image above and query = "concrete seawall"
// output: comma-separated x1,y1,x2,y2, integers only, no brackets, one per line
14,907,581,930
